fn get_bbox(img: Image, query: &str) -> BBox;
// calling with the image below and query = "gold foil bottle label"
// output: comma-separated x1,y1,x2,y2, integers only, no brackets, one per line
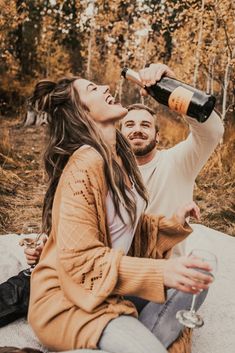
168,86,194,114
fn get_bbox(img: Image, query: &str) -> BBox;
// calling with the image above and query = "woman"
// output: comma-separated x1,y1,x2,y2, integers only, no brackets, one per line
28,65,212,353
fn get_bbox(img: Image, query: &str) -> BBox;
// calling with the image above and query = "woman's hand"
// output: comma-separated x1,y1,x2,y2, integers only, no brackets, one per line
24,234,47,266
138,63,176,96
174,201,200,226
163,256,213,294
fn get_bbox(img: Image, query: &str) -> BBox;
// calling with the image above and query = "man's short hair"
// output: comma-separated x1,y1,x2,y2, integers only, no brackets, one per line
126,103,159,133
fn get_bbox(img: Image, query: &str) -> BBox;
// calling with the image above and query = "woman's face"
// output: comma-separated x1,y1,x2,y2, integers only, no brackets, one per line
74,79,128,123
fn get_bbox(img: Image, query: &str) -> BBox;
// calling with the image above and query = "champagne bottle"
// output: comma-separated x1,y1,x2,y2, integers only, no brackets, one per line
121,67,216,123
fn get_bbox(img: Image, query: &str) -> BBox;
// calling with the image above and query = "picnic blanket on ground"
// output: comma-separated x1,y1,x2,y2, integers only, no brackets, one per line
0,234,47,352
188,224,235,353
0,226,235,353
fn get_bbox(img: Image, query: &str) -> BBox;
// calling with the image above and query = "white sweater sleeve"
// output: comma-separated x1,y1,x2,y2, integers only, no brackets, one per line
170,110,224,178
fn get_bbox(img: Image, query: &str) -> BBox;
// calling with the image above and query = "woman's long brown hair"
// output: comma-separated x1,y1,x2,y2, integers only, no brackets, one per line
29,77,148,235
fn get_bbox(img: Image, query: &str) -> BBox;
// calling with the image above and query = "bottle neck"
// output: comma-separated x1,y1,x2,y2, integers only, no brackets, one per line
122,68,145,89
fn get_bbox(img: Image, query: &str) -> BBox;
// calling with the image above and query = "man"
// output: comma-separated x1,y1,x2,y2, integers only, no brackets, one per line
120,64,224,255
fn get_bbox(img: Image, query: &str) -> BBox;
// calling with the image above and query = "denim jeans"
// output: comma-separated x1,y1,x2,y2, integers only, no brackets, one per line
97,289,207,353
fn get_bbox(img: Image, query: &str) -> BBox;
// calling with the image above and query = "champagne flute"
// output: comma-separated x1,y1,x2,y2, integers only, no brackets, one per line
19,221,43,276
176,249,217,328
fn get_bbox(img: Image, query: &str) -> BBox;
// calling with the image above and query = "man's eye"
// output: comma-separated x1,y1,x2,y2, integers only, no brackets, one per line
91,86,97,91
142,124,150,128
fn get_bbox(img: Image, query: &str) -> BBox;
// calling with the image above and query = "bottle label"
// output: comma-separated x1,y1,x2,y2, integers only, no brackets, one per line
168,86,194,114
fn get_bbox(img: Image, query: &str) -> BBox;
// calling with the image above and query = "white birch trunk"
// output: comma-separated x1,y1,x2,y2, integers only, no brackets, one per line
141,34,149,104
210,11,218,95
206,70,210,93
210,59,215,95
193,0,205,87
114,40,129,103
222,56,231,121
87,30,93,80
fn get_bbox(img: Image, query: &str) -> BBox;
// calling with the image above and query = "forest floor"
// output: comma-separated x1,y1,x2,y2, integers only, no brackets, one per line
0,115,235,236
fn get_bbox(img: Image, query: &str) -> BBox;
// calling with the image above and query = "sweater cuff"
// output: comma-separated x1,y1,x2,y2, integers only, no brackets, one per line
114,256,167,303
171,215,193,235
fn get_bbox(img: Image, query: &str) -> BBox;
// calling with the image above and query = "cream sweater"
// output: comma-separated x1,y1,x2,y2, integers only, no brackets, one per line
139,110,224,255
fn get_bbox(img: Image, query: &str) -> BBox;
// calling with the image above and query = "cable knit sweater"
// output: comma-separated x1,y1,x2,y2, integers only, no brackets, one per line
28,146,192,352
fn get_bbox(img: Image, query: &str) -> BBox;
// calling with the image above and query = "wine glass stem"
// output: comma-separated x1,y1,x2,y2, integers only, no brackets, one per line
189,294,197,313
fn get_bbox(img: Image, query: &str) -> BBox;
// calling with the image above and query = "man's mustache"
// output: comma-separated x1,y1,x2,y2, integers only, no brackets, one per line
128,132,148,140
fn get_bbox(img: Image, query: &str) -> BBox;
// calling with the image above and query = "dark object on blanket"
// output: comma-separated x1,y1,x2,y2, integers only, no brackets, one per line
0,270,30,327
0,347,43,353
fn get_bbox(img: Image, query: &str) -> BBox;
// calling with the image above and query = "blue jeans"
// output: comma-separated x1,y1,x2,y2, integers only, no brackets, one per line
97,289,207,353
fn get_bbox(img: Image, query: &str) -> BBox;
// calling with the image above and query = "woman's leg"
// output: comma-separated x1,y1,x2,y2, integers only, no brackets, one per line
98,315,167,353
139,289,207,348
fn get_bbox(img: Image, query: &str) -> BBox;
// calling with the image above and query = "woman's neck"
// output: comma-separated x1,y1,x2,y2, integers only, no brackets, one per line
96,121,117,153
96,121,132,188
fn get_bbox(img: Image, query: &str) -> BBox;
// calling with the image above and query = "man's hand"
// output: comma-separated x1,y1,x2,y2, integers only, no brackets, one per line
24,234,47,266
174,201,200,226
138,63,176,96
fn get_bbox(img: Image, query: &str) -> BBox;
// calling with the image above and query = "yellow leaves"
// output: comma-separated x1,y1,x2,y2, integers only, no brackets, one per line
0,0,233,115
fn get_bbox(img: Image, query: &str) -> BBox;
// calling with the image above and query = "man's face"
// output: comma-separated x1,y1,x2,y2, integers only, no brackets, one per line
121,109,158,156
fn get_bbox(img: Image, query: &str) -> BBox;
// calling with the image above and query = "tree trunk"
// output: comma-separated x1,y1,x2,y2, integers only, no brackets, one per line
87,29,93,80
140,34,150,104
222,56,231,121
207,12,218,94
115,39,129,103
193,0,205,87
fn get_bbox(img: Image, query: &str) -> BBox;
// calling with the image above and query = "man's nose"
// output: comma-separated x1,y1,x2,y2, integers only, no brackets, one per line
133,124,143,133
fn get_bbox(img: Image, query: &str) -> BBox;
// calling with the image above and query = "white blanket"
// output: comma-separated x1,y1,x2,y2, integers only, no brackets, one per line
0,234,47,351
0,226,235,353
188,224,235,353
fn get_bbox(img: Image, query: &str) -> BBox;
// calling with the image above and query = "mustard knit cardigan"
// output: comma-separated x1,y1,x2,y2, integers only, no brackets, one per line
28,146,192,352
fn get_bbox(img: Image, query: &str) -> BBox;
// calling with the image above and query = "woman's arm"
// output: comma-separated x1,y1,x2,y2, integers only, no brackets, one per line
114,202,203,302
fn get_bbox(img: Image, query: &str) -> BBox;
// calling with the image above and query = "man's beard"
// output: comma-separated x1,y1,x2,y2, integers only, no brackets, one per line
132,139,157,157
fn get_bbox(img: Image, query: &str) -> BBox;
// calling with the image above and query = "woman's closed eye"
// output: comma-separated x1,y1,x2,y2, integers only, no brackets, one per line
87,83,97,92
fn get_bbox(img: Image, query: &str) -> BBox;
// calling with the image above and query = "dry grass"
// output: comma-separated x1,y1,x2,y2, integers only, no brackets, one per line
0,114,234,236
0,118,46,234
194,133,235,236
158,114,235,236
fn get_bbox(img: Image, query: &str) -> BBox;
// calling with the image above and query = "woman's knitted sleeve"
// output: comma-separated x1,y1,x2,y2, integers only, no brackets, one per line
139,214,193,260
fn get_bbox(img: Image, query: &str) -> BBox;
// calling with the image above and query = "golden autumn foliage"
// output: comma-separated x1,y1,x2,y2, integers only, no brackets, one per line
0,0,234,234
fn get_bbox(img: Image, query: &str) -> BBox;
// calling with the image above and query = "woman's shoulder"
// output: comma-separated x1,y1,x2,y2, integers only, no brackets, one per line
62,145,104,181
70,145,104,167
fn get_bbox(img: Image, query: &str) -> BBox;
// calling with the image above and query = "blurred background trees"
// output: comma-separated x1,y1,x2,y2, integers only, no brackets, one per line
0,0,234,234
0,0,234,119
